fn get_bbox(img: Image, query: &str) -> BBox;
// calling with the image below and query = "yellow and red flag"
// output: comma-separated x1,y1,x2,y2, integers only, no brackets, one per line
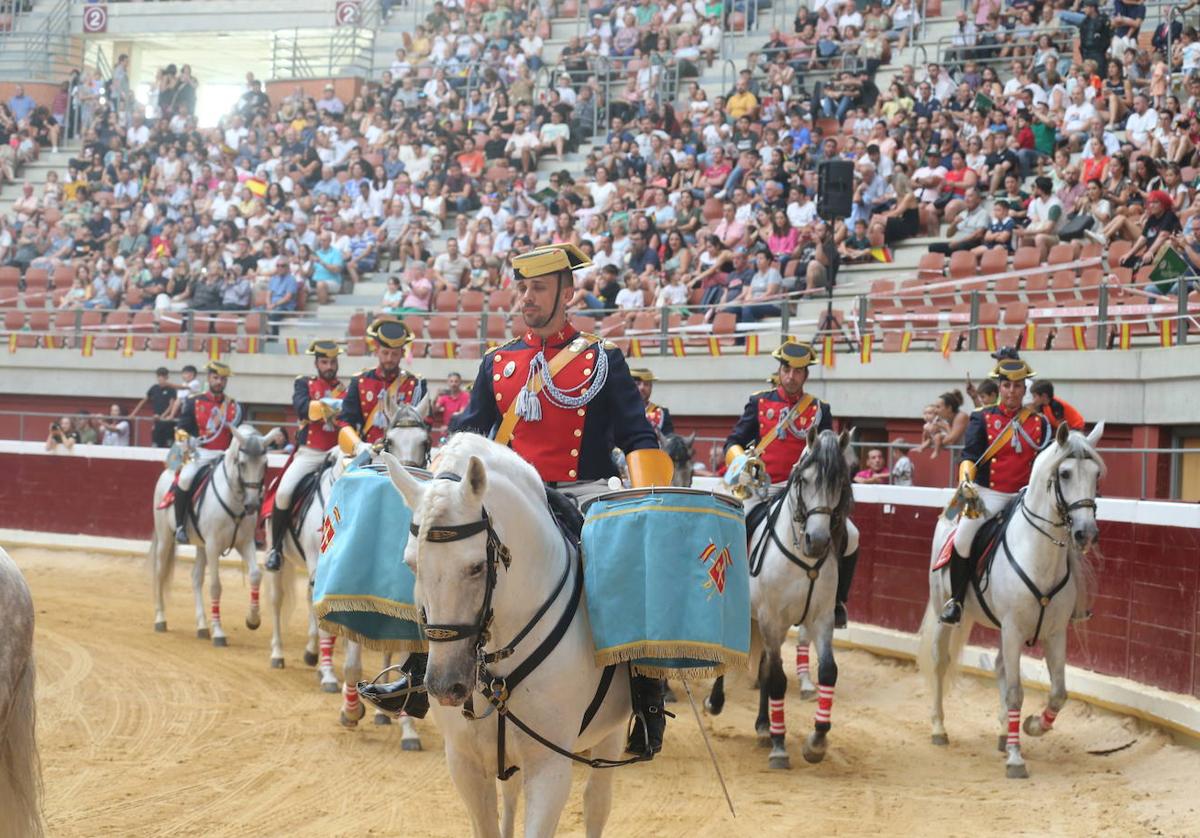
939,331,954,359
245,177,268,198
707,336,722,356
443,341,457,359
208,337,222,361
1159,318,1175,348
245,336,260,354
821,334,835,368
670,336,686,357
1023,322,1038,350
980,326,997,353
122,335,135,357
859,333,873,364
80,334,94,357
628,338,643,358
165,335,179,359
1071,325,1087,351
286,337,300,356
899,330,912,353
43,334,58,350
1117,322,1132,350
7,333,17,354
744,334,759,356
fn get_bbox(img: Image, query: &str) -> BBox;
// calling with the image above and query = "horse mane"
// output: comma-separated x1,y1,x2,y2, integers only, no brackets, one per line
1033,427,1107,483
422,433,547,524
794,429,854,524
389,401,426,427
661,433,692,463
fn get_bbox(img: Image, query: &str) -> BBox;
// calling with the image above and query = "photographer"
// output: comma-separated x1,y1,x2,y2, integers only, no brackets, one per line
44,415,80,452
100,404,131,447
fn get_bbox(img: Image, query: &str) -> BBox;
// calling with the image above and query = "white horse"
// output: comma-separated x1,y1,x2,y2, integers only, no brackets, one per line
150,424,281,645
0,547,41,838
384,434,635,838
919,421,1104,779
706,428,856,770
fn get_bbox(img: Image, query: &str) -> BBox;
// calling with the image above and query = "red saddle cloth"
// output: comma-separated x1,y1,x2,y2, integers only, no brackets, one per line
932,526,958,571
155,465,215,511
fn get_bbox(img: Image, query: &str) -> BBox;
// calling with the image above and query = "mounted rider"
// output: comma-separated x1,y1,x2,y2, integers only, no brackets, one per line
362,242,676,759
630,368,674,435
264,339,346,572
722,338,861,628
336,318,429,457
173,360,243,544
939,349,1053,624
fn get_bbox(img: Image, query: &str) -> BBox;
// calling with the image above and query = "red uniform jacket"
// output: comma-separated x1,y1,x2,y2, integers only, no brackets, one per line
962,404,1052,492
338,367,427,444
725,387,833,484
178,392,241,450
293,375,347,450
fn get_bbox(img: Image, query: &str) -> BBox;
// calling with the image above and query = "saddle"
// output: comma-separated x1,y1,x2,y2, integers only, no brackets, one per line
935,493,1022,587
544,486,585,550
744,487,787,550
288,461,332,540
156,460,216,515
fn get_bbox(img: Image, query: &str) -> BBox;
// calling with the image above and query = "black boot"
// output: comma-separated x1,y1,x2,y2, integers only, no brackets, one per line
264,506,289,572
173,484,192,544
358,653,430,719
939,547,971,624
626,675,670,758
834,549,859,629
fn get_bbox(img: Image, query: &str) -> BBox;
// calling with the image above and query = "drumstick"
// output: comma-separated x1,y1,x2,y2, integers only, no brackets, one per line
682,681,736,819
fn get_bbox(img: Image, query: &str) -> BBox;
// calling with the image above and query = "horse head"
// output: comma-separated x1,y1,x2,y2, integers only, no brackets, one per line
661,431,696,488
1044,421,1106,551
227,424,283,515
383,450,488,708
792,427,854,558
383,402,432,467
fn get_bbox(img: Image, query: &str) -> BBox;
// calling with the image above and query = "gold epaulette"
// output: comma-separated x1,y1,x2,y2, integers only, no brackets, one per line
487,337,520,356
579,331,617,351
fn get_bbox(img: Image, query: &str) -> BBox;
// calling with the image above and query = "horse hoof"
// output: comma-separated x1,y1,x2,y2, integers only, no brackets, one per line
401,738,423,752
270,658,285,670
756,724,771,746
931,733,950,747
799,688,817,701
196,628,210,640
1023,715,1046,737
374,714,392,726
154,621,167,633
303,650,319,667
245,614,261,631
768,753,791,770
997,735,1008,753
703,697,724,716
321,680,340,694
802,736,827,764
212,636,228,648
339,712,359,729
1006,763,1029,780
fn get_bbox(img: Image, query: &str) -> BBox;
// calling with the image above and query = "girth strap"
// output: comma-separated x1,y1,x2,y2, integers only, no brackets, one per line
578,664,617,737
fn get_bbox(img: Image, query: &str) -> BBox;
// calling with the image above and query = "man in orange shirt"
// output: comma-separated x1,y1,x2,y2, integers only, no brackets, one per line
1030,380,1084,431
456,137,485,179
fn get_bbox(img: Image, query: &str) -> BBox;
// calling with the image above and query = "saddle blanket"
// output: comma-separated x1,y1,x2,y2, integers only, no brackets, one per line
581,489,750,679
311,463,426,652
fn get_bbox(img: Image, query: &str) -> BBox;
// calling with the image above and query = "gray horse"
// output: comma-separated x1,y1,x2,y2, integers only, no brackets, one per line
0,547,41,837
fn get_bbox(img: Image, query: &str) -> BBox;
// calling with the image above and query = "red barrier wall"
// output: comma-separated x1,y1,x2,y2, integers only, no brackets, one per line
854,502,1200,701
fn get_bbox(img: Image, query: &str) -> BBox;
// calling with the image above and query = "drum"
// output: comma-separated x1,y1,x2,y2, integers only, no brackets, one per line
581,487,750,679
312,462,429,651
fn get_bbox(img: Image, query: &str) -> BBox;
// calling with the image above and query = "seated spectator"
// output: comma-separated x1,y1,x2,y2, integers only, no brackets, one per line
890,440,915,487
854,448,891,484
312,231,346,304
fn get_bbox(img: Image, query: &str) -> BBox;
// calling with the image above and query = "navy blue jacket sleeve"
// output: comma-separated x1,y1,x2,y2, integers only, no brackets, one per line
725,394,761,452
178,396,198,437
338,375,364,433
450,353,500,436
409,374,428,407
604,346,659,454
961,409,990,484
292,376,311,421
660,407,675,436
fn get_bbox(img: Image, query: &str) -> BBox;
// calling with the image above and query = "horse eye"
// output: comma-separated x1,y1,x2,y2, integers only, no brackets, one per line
467,562,484,577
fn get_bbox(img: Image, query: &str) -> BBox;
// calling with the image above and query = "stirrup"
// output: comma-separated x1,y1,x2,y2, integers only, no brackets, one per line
175,525,190,545
357,663,430,720
834,602,848,630
938,598,963,625
264,549,282,572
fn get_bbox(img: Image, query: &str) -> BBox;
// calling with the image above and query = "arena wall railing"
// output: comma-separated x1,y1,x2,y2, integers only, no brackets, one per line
1,442,1196,738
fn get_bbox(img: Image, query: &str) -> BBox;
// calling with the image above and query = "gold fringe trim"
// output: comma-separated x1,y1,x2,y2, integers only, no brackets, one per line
594,641,748,682
314,595,426,652
318,620,429,653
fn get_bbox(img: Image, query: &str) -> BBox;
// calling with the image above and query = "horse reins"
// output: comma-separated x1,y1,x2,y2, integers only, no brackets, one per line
412,473,646,780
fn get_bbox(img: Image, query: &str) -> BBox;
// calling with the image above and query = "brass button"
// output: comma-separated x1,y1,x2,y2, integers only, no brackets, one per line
495,393,502,401
585,352,594,360
568,469,577,478
494,354,502,362
573,429,582,437
577,409,585,416
570,448,579,457
583,368,592,375
493,373,501,381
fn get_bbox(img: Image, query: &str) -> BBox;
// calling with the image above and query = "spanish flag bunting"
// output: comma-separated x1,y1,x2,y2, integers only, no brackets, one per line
444,341,457,359
245,336,260,354
939,330,954,359
628,338,643,358
1071,325,1087,351
899,330,912,353
981,326,997,353
1117,322,1132,350
209,337,222,361
860,333,873,364
1023,322,1038,350
165,335,179,359
821,334,835,368
707,336,722,356
81,334,94,357
7,333,16,354
122,335,135,357
670,336,686,357
286,337,299,356
1159,318,1175,348
745,334,759,356
43,334,58,350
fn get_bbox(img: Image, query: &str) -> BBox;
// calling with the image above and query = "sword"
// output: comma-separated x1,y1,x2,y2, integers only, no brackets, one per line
682,682,736,819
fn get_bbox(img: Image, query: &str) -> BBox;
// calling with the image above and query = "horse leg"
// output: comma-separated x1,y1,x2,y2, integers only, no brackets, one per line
268,559,285,668
445,747,501,838
1000,624,1028,779
500,771,519,838
316,632,338,692
754,654,770,742
582,730,624,838
522,756,574,837
765,650,790,769
303,604,320,667
1025,628,1068,738
244,537,262,631
704,675,726,715
374,651,394,725
929,620,953,746
339,640,365,727
208,548,226,647
795,625,816,699
802,620,837,764
192,545,209,639
399,713,423,751
994,647,1009,753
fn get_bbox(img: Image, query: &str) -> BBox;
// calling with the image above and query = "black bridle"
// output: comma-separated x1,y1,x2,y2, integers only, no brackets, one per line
1019,461,1099,548
384,409,432,467
411,472,646,779
204,447,264,556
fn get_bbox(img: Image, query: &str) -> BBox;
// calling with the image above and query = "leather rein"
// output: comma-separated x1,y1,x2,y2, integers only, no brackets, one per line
412,473,645,780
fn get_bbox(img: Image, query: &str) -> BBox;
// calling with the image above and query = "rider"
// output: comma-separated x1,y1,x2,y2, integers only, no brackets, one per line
264,340,346,572
174,361,242,544
363,242,676,759
630,368,674,435
939,349,1053,624
335,318,429,457
723,338,861,629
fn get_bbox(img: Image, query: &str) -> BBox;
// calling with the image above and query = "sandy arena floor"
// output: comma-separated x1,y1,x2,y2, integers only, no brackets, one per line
12,546,1200,837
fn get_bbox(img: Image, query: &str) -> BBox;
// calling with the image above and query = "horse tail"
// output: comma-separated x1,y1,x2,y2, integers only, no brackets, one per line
0,654,44,838
150,526,178,595
918,601,972,695
917,601,939,692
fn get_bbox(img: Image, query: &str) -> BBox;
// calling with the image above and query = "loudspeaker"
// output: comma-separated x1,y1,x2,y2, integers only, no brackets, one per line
817,160,854,221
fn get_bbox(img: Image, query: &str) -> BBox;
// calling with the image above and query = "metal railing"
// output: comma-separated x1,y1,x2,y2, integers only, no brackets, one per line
271,25,377,81
0,0,73,81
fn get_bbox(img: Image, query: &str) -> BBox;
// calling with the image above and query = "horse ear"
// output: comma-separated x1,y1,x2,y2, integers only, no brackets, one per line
685,431,696,445
838,427,854,450
383,452,425,511
1055,420,1070,447
806,425,817,448
1086,420,1105,448
229,425,248,449
263,427,284,446
464,455,487,499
